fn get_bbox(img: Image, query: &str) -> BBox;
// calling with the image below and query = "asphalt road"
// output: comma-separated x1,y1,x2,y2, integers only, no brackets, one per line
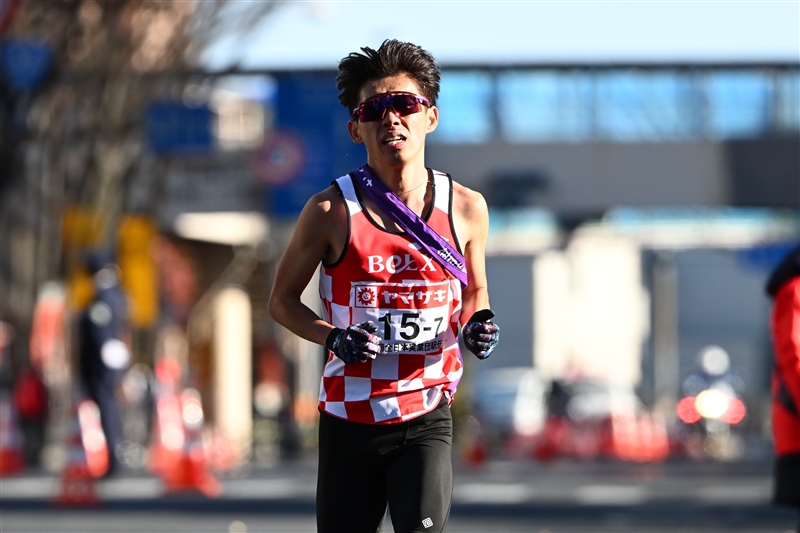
1,458,797,533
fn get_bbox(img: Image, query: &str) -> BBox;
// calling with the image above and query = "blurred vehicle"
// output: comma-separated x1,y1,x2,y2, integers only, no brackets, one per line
674,345,747,460
531,378,670,463
471,367,548,444
467,368,670,463
564,380,642,423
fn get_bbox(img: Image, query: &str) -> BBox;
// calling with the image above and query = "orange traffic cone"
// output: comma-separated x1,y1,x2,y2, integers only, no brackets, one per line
162,389,221,498
571,424,601,460
631,414,650,462
532,417,572,462
459,416,488,468
0,393,25,476
148,357,185,478
147,387,185,479
77,399,110,478
57,400,103,506
641,412,670,463
463,435,488,468
603,413,638,461
208,427,234,473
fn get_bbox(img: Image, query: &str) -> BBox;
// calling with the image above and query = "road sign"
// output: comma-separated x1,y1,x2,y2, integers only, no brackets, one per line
145,102,213,155
252,129,306,186
267,72,365,219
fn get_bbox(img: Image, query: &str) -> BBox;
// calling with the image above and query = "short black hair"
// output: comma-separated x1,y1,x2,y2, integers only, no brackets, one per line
336,39,441,114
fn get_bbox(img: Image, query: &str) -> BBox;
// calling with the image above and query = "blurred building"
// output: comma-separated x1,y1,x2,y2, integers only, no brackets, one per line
427,65,798,211
423,63,798,431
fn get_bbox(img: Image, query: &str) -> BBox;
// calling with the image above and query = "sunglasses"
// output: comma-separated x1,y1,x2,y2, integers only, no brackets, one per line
351,92,431,122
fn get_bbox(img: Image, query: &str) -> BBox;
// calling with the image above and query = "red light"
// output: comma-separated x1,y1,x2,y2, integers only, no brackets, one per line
721,397,746,424
677,396,702,424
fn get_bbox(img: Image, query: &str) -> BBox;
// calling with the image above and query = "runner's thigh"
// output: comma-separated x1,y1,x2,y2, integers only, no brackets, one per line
386,423,453,532
316,412,389,533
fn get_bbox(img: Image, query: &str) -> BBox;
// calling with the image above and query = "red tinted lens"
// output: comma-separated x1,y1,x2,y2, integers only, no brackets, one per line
357,95,390,121
387,94,423,115
355,93,427,122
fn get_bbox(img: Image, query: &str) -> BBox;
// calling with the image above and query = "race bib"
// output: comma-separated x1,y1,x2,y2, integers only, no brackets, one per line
351,280,452,355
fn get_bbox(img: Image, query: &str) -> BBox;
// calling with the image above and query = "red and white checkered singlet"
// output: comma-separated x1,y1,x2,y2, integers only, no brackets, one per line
318,170,464,424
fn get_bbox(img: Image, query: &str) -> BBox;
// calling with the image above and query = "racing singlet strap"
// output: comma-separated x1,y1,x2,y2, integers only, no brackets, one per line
351,165,468,287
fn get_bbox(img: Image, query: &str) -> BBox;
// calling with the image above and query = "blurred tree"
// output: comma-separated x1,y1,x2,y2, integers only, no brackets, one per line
0,1,276,346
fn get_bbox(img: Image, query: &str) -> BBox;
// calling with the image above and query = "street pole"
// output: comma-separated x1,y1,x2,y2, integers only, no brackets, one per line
652,250,680,420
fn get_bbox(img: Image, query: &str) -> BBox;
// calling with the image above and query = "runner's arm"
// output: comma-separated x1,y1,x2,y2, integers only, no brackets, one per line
453,185,491,325
268,188,344,347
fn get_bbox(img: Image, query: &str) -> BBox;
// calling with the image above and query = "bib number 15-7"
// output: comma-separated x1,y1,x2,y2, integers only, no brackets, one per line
378,312,444,341
352,280,452,354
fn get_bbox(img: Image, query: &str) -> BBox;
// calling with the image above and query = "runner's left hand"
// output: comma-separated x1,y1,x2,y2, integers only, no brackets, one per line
462,309,499,360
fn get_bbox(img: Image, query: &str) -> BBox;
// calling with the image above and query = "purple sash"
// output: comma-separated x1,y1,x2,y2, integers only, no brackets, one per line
351,165,468,287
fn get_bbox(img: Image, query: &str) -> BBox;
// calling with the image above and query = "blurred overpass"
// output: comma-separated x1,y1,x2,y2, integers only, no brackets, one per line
201,60,799,216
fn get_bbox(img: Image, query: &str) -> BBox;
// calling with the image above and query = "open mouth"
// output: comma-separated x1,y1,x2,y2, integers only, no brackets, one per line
382,134,406,147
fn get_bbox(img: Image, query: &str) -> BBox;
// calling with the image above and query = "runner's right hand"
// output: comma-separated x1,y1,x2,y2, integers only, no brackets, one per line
325,321,381,364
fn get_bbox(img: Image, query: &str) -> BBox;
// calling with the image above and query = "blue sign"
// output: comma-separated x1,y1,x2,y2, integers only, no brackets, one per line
738,240,800,272
268,72,366,219
0,39,52,91
145,102,213,155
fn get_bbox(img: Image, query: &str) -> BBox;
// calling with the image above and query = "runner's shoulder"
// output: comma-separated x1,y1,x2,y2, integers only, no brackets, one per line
310,184,346,212
301,184,347,226
451,181,489,223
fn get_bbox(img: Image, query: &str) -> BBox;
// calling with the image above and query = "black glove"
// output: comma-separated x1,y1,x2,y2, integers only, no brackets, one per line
325,321,381,364
462,309,499,360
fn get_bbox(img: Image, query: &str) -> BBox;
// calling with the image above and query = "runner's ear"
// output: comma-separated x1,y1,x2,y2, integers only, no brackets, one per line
426,106,438,134
348,120,364,144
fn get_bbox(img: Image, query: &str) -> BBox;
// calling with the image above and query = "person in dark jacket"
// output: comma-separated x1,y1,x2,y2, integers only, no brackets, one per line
78,251,130,476
766,242,800,530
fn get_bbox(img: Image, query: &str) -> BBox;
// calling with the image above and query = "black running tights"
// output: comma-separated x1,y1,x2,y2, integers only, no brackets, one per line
316,399,453,533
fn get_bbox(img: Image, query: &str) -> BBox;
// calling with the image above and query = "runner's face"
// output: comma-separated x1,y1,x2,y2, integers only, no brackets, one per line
348,74,438,169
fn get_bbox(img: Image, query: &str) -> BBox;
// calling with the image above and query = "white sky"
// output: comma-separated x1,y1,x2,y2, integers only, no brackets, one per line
205,1,800,70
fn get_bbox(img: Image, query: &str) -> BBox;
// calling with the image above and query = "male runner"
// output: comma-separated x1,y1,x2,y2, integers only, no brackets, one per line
268,39,500,533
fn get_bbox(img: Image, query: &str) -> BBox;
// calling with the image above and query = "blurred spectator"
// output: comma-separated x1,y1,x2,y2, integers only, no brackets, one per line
12,366,48,467
78,250,131,476
546,378,572,419
765,243,800,529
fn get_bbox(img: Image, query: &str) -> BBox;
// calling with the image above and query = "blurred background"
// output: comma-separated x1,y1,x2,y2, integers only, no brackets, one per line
0,0,798,492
